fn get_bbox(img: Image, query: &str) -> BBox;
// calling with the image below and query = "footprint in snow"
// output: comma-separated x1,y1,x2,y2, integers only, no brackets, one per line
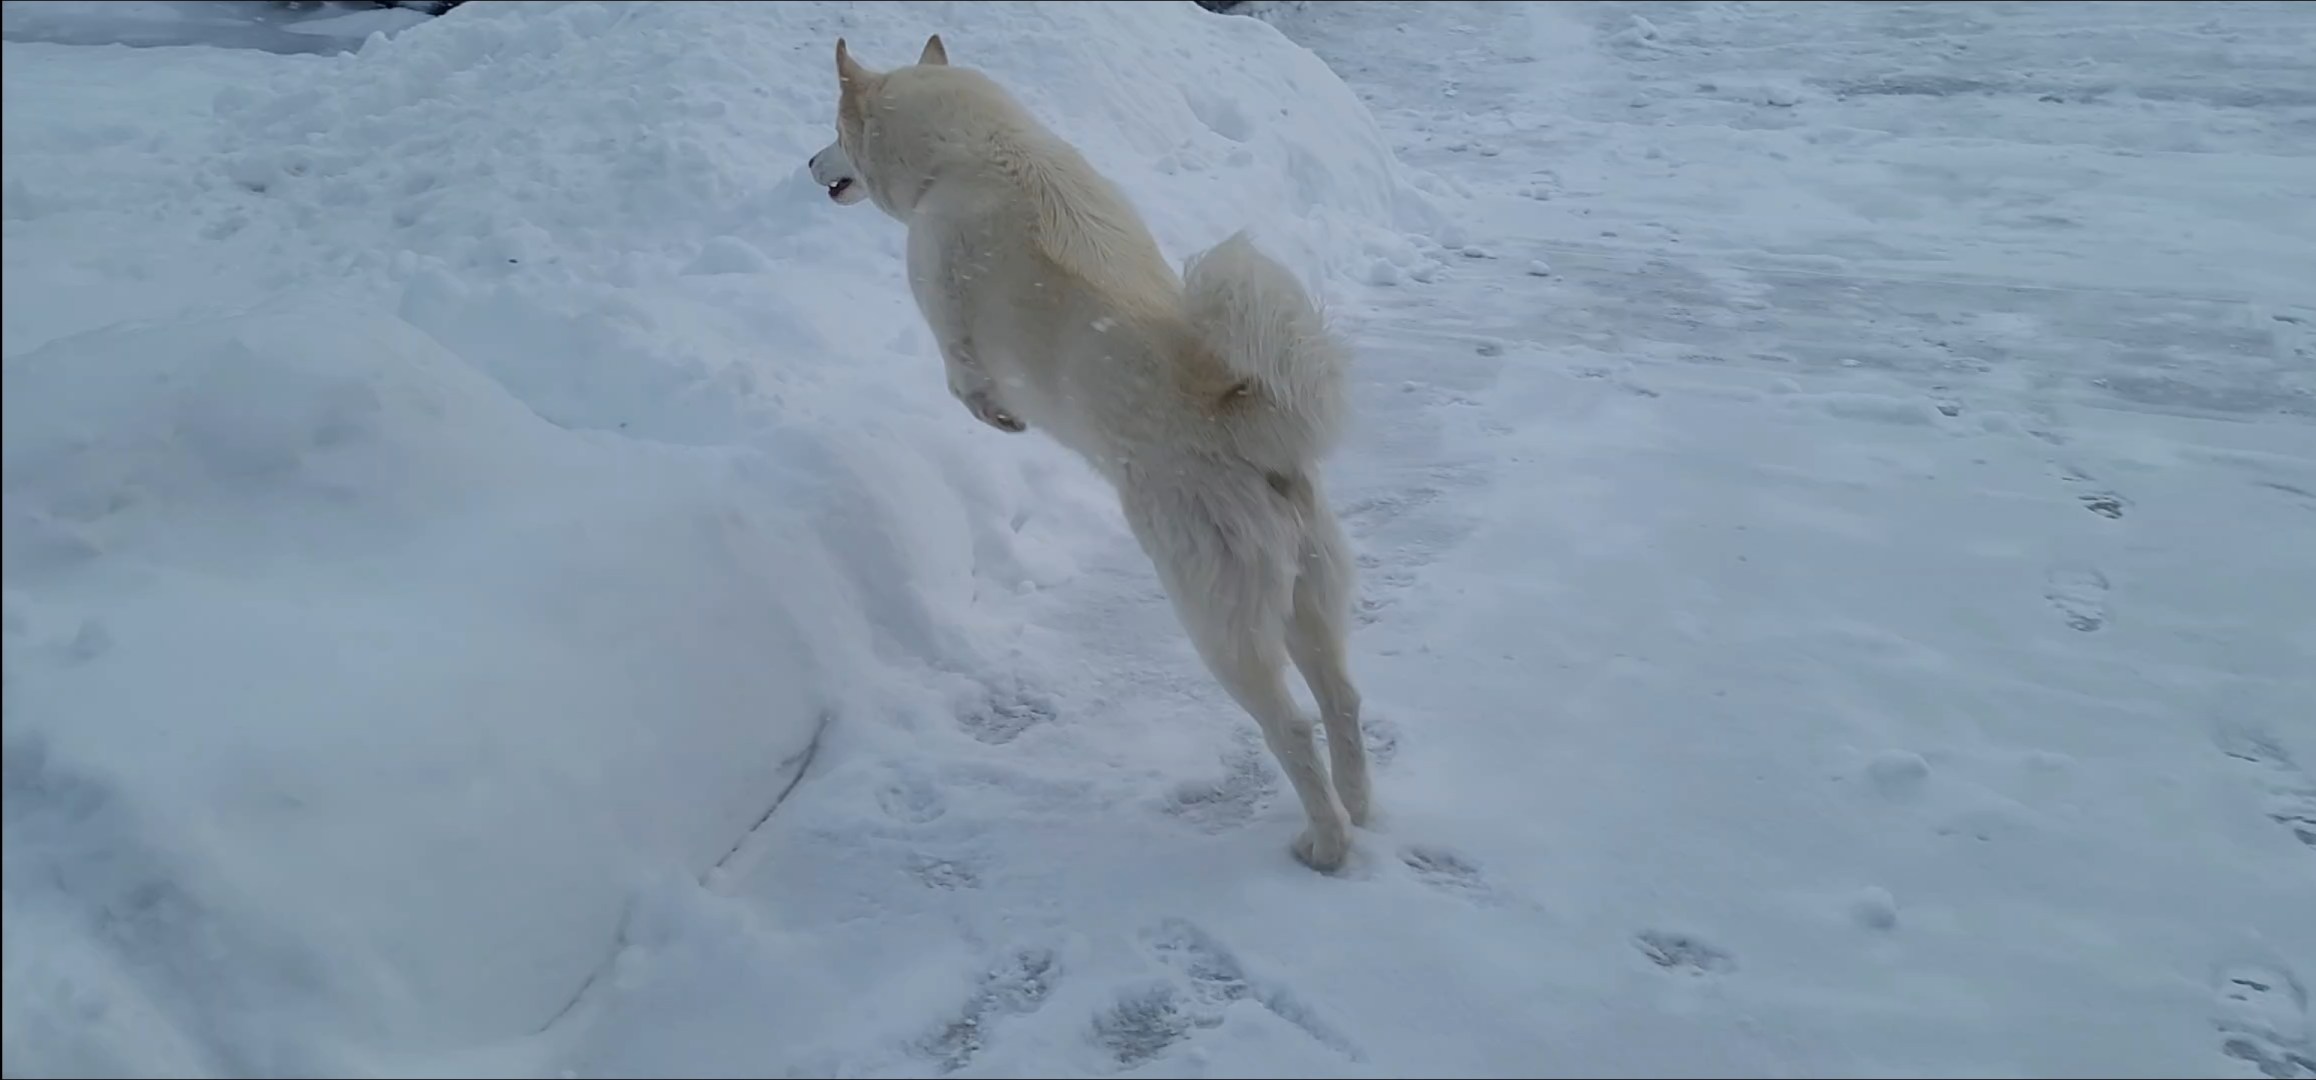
1090,982,1199,1068
1635,929,1735,976
906,854,980,891
959,676,1058,746
1400,843,1487,897
2044,565,2109,632
2079,490,2129,519
1339,483,1447,533
2053,464,2128,520
1353,559,1419,626
1112,918,1361,1061
919,946,1060,1073
2214,961,2316,1078
1161,739,1276,833
2216,725,2316,852
1143,918,1259,1009
1397,843,1552,917
877,776,947,825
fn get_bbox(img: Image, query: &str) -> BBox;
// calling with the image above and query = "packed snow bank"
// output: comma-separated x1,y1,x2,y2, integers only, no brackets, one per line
204,0,1437,292
0,1,432,56
1,1,1435,1075
3,299,870,1075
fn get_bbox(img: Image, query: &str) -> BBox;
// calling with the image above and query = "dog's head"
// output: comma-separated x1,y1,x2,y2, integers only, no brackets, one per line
809,34,950,216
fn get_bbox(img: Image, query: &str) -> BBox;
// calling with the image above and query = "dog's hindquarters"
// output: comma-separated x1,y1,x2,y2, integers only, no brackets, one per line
1164,234,1369,868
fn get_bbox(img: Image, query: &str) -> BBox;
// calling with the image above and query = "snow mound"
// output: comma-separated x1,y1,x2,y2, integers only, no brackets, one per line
3,297,873,1075
1,2,1432,1075
206,0,1438,286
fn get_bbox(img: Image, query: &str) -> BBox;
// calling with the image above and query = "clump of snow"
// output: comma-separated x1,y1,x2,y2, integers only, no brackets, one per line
1717,78,1805,108
1,2,1434,1075
1848,886,1900,932
1607,14,1661,47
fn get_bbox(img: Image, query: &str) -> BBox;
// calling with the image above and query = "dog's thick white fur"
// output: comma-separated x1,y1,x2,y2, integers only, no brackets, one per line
812,35,1369,871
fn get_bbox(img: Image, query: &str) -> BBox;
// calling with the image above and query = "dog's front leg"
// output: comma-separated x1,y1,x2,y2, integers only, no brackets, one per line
909,223,1025,434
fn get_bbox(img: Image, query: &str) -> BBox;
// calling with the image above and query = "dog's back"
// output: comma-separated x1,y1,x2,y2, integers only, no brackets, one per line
880,65,1183,320
884,65,1346,481
880,66,1260,468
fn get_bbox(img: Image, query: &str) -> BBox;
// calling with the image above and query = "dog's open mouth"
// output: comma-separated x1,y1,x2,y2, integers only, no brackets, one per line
810,143,869,205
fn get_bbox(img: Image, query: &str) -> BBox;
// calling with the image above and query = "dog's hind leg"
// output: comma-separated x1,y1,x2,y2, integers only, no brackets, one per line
1200,624,1349,871
1283,482,1368,826
1130,484,1352,871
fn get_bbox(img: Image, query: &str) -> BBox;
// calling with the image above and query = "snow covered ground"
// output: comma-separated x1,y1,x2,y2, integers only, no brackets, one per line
4,1,2312,1077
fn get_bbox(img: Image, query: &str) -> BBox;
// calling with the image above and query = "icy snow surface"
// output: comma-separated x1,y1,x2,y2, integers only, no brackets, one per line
5,1,2314,1077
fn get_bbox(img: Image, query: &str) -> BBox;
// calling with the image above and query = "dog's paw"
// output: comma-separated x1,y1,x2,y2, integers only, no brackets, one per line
1291,825,1352,874
964,390,1026,434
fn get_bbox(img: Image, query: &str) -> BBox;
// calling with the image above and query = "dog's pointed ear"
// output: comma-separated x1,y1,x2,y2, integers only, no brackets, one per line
918,34,949,66
836,38,869,87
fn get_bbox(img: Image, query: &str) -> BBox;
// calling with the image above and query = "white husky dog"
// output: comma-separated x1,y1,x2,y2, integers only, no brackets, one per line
809,35,1368,871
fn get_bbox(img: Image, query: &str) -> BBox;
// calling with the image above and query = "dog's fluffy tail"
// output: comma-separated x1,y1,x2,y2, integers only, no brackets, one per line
1182,231,1349,468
